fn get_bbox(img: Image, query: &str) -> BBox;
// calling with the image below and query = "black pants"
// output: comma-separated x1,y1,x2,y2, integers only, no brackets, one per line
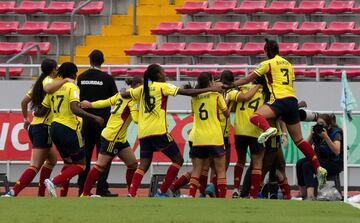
77,119,111,195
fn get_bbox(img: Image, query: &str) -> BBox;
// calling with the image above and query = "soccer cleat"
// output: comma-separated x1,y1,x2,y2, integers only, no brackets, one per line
232,189,240,198
44,179,57,197
80,193,88,198
179,194,192,198
1,190,14,197
90,194,102,198
204,184,216,198
166,189,175,197
154,192,169,198
258,127,277,144
317,166,328,189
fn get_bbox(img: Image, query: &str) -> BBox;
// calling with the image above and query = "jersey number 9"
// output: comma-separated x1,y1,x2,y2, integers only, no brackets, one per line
51,95,64,113
199,103,209,120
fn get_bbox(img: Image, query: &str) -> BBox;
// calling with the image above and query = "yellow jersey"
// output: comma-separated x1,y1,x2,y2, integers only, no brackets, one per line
228,85,264,138
26,76,54,126
268,119,282,148
129,82,179,139
254,55,296,102
92,92,138,143
42,82,82,131
191,92,227,147
220,91,231,137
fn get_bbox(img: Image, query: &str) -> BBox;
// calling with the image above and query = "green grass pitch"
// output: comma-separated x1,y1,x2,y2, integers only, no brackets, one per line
0,198,359,223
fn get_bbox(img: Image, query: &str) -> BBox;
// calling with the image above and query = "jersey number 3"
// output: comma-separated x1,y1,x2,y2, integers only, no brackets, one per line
281,68,289,85
111,98,123,114
51,95,64,113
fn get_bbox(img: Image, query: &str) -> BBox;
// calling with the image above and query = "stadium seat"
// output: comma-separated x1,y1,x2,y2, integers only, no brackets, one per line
0,1,15,13
102,67,128,76
0,42,23,54
77,1,104,14
263,1,296,14
175,1,208,14
150,22,183,35
351,5,360,13
14,1,46,14
17,21,49,34
44,22,76,34
293,1,325,13
179,42,214,55
304,64,337,77
335,65,360,78
236,21,269,35
0,21,19,34
293,64,307,76
321,21,355,35
203,1,236,14
164,64,188,77
183,64,218,77
350,45,360,55
279,42,299,55
351,25,360,35
152,42,186,55
207,21,240,34
0,68,23,77
321,42,355,56
267,22,299,35
237,42,265,55
23,42,51,55
219,63,248,76
43,1,75,14
124,43,156,56
127,66,147,77
234,1,266,13
178,22,211,34
293,22,326,35
294,42,327,56
208,42,242,56
321,1,354,14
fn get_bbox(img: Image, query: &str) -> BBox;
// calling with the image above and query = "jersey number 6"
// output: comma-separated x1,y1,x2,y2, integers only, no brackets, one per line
199,103,209,120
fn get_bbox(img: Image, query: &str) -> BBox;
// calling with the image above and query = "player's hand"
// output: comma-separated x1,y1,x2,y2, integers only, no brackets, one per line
80,100,92,109
298,100,307,108
23,119,30,132
281,134,288,148
210,84,223,92
64,78,75,83
94,116,105,127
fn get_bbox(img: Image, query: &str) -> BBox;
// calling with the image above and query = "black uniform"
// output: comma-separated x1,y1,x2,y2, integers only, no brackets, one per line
77,67,118,195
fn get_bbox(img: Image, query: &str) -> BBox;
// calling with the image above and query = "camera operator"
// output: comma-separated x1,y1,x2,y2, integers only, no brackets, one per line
296,114,343,200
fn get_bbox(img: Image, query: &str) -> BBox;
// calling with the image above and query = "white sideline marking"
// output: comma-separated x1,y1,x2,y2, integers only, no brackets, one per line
348,202,360,210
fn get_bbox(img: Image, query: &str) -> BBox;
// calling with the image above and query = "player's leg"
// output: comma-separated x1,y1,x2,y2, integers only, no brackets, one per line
189,157,206,197
274,149,291,199
212,152,227,198
224,137,231,170
249,147,265,199
250,104,278,143
296,158,308,198
38,146,57,196
233,136,247,198
198,158,210,196
117,146,138,190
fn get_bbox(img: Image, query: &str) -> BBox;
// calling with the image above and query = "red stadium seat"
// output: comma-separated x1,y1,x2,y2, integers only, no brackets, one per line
179,42,214,55
352,5,360,13
219,64,249,76
124,43,156,56
14,1,46,14
102,67,128,76
0,42,23,54
209,42,242,56
293,1,325,13
236,21,269,35
294,42,327,56
127,66,148,77
0,1,15,13
17,21,48,34
23,42,51,55
152,42,186,55
237,42,265,55
45,22,76,34
335,65,360,78
0,68,23,77
304,64,337,77
321,21,355,35
351,25,360,34
234,1,266,14
293,22,326,35
263,1,296,14
176,1,208,14
293,64,307,76
164,64,188,77
77,1,104,14
350,45,360,55
321,1,354,14
178,22,211,34
322,42,355,56
279,42,299,55
43,1,75,14
183,64,218,77
0,21,19,34
207,22,240,34
267,22,299,35
204,1,236,14
150,22,183,35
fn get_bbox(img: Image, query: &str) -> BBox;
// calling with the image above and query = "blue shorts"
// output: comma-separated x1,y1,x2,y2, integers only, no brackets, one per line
28,124,52,149
139,134,180,159
100,137,130,157
190,145,225,159
265,135,282,153
267,97,300,125
235,135,263,154
50,122,85,162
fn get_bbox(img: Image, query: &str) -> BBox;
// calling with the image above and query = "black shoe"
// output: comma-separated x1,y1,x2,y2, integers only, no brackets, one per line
97,191,118,197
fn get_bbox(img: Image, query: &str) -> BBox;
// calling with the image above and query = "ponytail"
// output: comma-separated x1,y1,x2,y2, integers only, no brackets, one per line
143,64,162,112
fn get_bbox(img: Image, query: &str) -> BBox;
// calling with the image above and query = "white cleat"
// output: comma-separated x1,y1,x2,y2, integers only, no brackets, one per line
258,127,278,144
44,179,57,197
90,195,102,198
232,189,240,198
179,194,192,198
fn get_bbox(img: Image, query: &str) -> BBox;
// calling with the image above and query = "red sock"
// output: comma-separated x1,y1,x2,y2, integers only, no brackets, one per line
250,114,271,131
297,140,320,173
126,168,136,190
159,163,181,193
60,180,70,197
234,163,244,190
189,177,200,197
13,166,38,196
170,172,191,192
199,170,208,194
217,178,227,198
38,163,53,197
82,165,103,196
250,168,262,199
129,169,145,197
279,177,291,200
211,175,218,197
53,165,84,186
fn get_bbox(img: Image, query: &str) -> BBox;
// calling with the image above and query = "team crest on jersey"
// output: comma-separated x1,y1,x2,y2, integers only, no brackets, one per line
74,90,79,98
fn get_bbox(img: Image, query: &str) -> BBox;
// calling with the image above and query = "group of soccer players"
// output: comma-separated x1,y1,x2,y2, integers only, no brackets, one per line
3,39,329,198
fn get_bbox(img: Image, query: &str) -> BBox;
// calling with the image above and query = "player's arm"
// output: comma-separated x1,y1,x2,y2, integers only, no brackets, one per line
279,119,288,148
43,78,73,94
21,94,31,130
218,95,230,118
177,86,222,96
129,101,139,124
70,102,104,127
236,85,260,102
234,73,258,87
81,94,117,109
